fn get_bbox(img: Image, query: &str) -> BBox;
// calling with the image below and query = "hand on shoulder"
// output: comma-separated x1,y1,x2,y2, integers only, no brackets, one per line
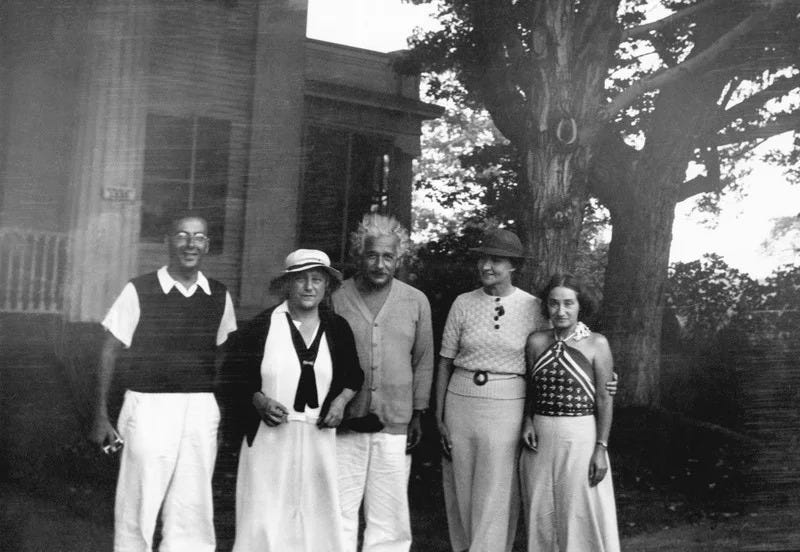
526,330,553,358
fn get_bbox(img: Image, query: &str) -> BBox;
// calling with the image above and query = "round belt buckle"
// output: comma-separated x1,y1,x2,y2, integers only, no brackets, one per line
473,371,488,386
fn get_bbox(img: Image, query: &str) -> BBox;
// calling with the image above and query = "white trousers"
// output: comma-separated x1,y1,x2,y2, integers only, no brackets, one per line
337,432,412,552
442,392,524,552
114,391,220,552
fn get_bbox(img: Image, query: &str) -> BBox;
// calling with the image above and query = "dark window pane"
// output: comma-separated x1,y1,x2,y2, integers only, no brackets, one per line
298,128,394,264
194,117,231,180
140,180,190,241
143,114,193,181
348,134,392,228
140,114,230,253
298,126,349,262
192,117,230,254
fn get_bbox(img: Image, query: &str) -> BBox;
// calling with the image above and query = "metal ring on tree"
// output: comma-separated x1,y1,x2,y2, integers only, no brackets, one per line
556,117,578,146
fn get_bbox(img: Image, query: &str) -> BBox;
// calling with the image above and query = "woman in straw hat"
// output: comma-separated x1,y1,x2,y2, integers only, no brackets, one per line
226,249,363,552
435,229,547,552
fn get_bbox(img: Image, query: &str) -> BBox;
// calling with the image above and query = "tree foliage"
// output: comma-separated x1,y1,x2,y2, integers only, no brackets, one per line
405,0,800,406
664,254,800,348
664,254,756,348
413,78,508,240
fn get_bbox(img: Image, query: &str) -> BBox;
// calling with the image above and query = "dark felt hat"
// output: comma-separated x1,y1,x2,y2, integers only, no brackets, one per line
469,229,526,259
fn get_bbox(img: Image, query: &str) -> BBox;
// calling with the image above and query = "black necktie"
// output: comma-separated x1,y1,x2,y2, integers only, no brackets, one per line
285,312,325,413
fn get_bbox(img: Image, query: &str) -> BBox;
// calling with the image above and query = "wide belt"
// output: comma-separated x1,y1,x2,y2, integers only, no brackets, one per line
448,367,526,399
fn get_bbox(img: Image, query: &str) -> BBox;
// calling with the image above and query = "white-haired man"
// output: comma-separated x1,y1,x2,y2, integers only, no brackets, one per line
332,213,434,552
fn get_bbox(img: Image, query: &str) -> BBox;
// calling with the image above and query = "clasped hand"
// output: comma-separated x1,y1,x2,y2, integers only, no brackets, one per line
253,392,289,426
253,392,347,429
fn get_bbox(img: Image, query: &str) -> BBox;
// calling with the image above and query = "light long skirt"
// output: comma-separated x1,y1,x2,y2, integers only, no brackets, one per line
233,418,344,552
443,391,525,552
520,415,620,552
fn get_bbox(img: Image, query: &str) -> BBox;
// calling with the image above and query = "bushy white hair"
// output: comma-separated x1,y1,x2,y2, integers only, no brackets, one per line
350,213,411,259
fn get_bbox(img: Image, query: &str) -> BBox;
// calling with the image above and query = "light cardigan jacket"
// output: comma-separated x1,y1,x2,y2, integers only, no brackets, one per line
223,305,364,446
332,278,434,434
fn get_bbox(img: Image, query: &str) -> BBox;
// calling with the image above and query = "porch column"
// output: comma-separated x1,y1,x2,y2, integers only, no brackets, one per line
65,1,150,322
239,0,308,313
388,147,415,231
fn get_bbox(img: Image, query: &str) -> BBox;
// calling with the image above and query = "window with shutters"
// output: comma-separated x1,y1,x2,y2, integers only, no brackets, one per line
298,125,393,263
140,113,230,254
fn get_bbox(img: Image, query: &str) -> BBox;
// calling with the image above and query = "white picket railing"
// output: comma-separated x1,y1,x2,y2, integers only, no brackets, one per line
0,227,68,314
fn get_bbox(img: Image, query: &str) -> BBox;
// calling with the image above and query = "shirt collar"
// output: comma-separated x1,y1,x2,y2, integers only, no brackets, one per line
157,266,211,296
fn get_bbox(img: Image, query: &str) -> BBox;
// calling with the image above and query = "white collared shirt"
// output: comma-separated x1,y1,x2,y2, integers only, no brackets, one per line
102,266,237,348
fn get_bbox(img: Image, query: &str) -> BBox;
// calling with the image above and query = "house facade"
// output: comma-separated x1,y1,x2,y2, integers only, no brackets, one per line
0,0,441,321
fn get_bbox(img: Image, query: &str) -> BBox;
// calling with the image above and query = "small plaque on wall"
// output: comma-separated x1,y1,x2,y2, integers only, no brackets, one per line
102,187,137,201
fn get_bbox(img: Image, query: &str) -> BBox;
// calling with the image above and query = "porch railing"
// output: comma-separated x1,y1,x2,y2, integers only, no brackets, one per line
0,227,68,314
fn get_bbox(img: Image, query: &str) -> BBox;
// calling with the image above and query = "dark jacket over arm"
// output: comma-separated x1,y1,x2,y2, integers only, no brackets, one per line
221,305,363,447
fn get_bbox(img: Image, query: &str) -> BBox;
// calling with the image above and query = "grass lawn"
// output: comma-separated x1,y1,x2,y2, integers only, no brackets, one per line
3,406,795,551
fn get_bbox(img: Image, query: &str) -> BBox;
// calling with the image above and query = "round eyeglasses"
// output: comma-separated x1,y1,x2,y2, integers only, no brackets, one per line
172,232,209,246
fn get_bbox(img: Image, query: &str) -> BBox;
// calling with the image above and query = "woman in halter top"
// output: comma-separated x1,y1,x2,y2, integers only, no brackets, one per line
520,273,620,552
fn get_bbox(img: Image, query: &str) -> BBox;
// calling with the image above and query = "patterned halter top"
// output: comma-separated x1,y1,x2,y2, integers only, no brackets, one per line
531,340,596,416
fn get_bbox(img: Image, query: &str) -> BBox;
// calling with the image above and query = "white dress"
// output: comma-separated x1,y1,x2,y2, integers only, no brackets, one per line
233,302,345,552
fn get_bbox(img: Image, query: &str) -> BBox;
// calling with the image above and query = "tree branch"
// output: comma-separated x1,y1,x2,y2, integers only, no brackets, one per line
716,72,800,128
577,0,620,50
602,2,785,121
621,0,724,41
678,147,721,202
468,0,529,145
718,78,741,111
715,110,800,146
587,131,637,207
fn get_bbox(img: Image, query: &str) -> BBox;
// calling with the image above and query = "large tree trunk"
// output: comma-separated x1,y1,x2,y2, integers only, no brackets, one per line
518,138,588,292
601,173,679,406
482,0,616,293
599,77,724,406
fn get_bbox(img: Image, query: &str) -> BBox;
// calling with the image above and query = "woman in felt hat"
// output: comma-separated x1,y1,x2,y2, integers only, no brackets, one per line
226,249,363,552
435,228,548,552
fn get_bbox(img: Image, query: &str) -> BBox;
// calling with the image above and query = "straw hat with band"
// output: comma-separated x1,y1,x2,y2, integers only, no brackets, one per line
282,249,343,282
469,229,527,259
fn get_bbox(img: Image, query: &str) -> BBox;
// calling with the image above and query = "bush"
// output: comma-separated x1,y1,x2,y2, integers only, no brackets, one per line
664,254,755,352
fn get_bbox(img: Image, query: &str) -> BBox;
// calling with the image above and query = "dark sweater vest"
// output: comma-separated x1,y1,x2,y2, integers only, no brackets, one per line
124,271,227,393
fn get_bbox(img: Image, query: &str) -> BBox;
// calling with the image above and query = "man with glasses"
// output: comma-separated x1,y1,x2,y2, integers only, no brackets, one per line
91,211,236,552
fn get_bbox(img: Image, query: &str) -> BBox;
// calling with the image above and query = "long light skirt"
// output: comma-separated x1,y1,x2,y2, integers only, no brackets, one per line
519,415,620,552
443,392,525,552
233,419,344,552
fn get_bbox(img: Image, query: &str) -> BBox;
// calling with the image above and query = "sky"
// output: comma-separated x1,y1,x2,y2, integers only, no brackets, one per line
307,0,436,53
306,0,799,279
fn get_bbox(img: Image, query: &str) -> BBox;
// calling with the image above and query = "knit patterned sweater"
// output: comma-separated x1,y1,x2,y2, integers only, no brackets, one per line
440,288,546,374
